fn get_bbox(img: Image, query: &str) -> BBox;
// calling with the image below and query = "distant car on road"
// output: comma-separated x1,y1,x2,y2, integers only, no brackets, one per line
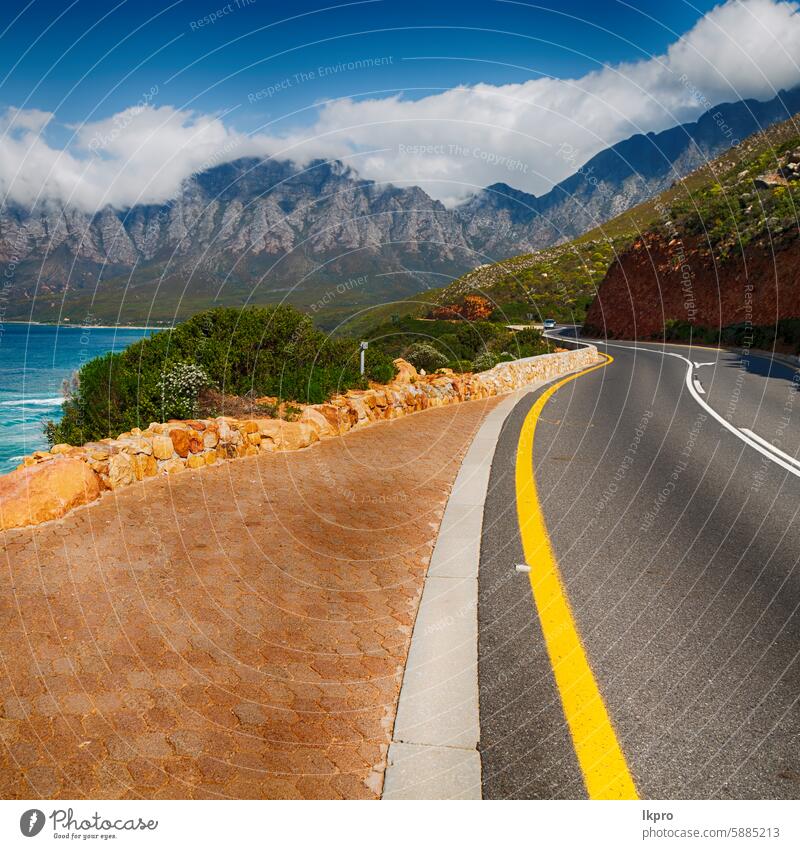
543,318,556,329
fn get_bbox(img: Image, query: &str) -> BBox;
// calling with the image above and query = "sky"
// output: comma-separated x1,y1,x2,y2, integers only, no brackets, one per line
1,0,800,210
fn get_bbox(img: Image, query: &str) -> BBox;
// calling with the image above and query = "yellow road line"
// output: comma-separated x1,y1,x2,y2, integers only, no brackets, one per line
515,354,639,800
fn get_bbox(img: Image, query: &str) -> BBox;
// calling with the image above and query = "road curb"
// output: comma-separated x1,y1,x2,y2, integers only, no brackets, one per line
381,348,599,800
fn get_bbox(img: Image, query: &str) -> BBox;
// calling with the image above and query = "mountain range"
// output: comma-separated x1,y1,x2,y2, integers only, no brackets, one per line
2,88,800,324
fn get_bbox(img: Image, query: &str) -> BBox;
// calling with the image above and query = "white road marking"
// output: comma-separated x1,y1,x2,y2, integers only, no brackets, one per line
692,378,706,395
740,428,800,471
547,333,800,482
694,361,717,369
676,352,800,479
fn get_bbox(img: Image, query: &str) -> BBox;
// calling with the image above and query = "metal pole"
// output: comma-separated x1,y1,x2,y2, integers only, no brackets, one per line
360,341,368,376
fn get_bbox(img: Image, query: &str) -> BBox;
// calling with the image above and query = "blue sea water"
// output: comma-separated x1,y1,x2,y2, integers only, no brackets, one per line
0,323,153,474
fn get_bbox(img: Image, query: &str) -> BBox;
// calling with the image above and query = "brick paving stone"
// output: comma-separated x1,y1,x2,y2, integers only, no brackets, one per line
0,396,499,798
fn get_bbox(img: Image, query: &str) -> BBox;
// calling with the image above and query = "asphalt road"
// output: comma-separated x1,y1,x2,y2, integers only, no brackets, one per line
478,333,800,799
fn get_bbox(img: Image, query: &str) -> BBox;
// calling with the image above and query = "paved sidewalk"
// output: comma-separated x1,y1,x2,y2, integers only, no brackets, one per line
0,396,500,799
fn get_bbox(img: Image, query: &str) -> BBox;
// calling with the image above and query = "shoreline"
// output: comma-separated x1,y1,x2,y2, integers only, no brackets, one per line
2,320,161,331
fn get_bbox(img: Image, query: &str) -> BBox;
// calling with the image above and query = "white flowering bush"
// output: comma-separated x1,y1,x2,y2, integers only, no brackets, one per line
158,362,210,419
472,352,499,372
405,342,448,372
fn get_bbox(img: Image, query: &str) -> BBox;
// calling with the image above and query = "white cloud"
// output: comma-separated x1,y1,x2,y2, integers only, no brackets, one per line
0,108,53,134
0,105,270,212
1,0,799,212
295,0,800,201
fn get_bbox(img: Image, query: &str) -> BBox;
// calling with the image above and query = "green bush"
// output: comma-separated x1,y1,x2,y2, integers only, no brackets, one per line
434,333,465,360
491,326,552,359
46,306,396,445
404,342,449,372
472,352,499,372
448,359,474,373
366,316,513,362
514,327,545,348
485,330,514,355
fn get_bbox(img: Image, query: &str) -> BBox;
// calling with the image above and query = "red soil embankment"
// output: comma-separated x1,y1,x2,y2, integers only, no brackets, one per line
584,234,800,339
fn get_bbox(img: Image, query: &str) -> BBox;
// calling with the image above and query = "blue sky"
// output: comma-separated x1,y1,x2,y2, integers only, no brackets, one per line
1,0,721,130
1,0,799,210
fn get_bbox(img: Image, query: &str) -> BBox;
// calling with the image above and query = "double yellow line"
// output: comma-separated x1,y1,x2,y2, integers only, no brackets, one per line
515,354,639,800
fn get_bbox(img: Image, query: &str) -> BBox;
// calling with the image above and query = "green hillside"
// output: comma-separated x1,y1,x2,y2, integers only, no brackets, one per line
343,111,800,337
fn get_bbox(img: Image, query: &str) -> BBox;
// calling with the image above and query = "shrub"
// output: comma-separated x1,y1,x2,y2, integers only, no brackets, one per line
158,362,210,420
448,359,474,373
515,327,545,347
434,333,465,360
46,306,396,445
472,352,499,372
478,328,507,352
365,316,514,362
404,342,449,373
509,326,552,358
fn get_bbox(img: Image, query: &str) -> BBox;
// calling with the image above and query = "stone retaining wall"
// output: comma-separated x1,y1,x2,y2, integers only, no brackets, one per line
0,346,599,531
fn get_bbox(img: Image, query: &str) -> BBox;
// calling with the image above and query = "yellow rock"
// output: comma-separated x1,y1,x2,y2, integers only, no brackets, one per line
131,453,157,480
162,458,186,475
0,457,101,531
89,459,109,477
107,453,136,490
345,396,370,423
284,422,319,451
187,454,205,469
298,406,336,438
152,435,174,461
169,429,190,458
257,419,319,451
391,358,418,384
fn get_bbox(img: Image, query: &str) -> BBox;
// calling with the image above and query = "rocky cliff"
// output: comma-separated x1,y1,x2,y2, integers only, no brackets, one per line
583,234,800,340
584,129,800,340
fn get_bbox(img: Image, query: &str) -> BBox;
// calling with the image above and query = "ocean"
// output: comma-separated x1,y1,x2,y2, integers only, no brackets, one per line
0,322,154,474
